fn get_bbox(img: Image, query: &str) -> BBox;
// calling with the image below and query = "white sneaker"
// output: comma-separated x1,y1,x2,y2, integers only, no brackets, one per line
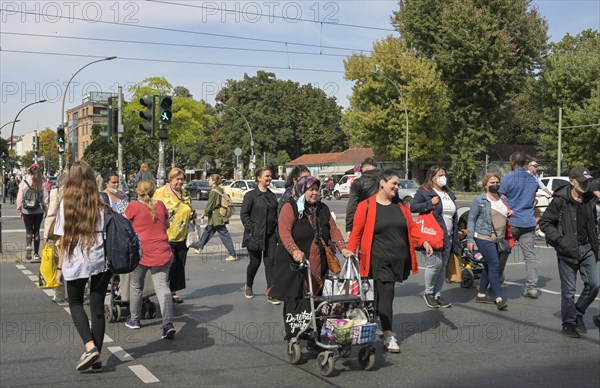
225,255,236,261
193,248,201,255
384,336,400,353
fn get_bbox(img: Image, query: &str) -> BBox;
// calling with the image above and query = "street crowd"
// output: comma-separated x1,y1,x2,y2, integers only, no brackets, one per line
7,150,600,373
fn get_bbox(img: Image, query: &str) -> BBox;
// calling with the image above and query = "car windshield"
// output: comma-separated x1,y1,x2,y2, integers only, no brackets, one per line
271,181,286,189
248,181,257,189
197,181,211,187
400,180,419,189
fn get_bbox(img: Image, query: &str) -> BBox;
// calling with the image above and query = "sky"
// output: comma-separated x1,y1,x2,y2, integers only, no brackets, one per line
1,0,599,138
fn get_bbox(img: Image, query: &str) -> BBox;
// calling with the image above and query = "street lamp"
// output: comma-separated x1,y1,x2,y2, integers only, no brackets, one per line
9,100,47,153
557,107,600,176
59,56,117,170
371,67,410,180
0,120,20,134
220,102,255,177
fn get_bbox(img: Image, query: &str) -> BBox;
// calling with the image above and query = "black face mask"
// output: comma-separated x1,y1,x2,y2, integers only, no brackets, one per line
488,185,499,193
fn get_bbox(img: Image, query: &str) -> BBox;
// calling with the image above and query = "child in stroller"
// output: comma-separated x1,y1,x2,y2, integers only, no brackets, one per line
457,229,506,288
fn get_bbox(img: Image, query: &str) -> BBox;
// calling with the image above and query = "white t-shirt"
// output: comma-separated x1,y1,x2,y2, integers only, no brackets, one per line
54,201,106,281
433,188,456,235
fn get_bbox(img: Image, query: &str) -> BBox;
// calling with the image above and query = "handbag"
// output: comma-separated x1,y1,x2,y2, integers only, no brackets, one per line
492,227,511,255
306,215,342,274
445,252,462,283
414,212,445,250
37,243,59,289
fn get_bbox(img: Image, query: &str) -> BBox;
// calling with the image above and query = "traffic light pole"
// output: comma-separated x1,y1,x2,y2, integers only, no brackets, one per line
157,130,166,187
117,86,124,187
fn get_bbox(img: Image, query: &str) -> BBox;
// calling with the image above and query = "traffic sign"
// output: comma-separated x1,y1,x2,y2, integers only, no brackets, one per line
234,148,242,156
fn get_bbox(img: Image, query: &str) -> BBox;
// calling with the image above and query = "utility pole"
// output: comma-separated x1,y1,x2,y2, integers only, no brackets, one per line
117,86,124,187
33,130,38,163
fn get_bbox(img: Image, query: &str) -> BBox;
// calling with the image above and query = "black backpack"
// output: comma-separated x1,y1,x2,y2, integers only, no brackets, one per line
23,181,41,210
102,206,142,274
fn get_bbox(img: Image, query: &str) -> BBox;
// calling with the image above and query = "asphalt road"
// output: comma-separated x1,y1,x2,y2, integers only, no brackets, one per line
1,199,599,387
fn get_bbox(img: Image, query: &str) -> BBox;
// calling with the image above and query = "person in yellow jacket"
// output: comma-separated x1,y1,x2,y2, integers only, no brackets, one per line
153,168,195,304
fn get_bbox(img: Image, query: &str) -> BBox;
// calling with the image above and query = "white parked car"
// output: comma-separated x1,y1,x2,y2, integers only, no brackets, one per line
224,180,257,204
535,176,570,213
269,180,286,200
333,174,361,200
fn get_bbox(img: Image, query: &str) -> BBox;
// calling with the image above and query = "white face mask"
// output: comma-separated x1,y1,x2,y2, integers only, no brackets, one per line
435,176,447,187
108,188,119,195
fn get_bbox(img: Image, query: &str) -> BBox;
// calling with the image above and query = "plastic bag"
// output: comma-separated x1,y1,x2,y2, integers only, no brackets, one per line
186,219,201,248
38,243,59,289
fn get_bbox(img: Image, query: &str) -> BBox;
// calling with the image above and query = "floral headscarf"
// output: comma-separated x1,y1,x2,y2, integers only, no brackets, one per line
295,176,321,216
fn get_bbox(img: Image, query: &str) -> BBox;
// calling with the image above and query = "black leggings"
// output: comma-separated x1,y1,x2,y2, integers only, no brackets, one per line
67,271,112,351
23,213,44,254
169,241,188,292
375,279,395,332
246,233,277,289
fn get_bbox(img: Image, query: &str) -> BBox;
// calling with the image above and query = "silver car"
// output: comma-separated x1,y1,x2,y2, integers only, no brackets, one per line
397,179,419,205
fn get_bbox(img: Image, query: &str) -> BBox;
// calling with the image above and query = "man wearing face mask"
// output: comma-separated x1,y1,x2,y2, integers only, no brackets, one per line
499,152,540,299
539,167,599,338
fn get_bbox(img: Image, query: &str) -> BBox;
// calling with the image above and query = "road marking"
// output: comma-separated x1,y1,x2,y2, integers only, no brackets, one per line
107,346,134,362
504,280,600,300
129,365,160,383
14,264,160,384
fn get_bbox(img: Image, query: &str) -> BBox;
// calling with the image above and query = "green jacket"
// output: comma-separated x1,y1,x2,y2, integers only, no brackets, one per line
204,186,228,226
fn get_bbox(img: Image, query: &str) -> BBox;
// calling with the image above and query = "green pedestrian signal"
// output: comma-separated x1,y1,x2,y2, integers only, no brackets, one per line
57,127,66,153
158,96,172,125
139,95,155,138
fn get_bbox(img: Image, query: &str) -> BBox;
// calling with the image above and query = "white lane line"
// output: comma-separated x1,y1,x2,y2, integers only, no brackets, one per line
129,365,160,384
107,346,134,362
22,269,34,275
14,264,158,384
504,281,600,300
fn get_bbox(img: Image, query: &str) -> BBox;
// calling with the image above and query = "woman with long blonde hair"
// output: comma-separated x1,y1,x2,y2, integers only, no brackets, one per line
55,160,111,372
124,180,176,338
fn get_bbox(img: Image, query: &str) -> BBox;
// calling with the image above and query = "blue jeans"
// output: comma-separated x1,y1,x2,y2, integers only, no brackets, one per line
197,225,236,256
474,238,502,298
557,244,599,325
424,235,452,298
510,226,538,290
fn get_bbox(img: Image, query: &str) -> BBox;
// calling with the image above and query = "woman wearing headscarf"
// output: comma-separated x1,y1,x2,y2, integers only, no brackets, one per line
348,169,427,353
16,163,49,261
241,167,280,303
153,168,194,304
410,166,459,309
270,176,352,307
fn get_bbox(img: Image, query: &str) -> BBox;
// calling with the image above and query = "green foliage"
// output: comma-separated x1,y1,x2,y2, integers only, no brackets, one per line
82,136,118,173
343,36,450,170
20,150,35,168
537,30,600,171
215,71,346,173
393,0,548,187
38,128,59,173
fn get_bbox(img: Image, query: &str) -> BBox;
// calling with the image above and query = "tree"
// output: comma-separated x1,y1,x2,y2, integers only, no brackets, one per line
394,0,548,188
20,150,35,168
537,30,600,171
38,128,59,173
343,36,450,175
173,86,193,98
216,71,346,173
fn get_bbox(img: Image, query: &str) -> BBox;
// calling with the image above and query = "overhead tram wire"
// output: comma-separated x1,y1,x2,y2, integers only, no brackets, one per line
0,8,373,54
145,0,397,32
0,32,356,58
0,49,345,74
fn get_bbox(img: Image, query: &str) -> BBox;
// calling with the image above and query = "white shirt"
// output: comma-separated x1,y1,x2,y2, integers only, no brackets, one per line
433,188,456,234
54,201,106,281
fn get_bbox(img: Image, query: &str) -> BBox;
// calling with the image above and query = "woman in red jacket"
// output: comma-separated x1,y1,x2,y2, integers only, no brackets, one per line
348,169,432,353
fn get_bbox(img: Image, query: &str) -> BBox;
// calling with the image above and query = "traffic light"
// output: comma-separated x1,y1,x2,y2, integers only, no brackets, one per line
139,95,155,137
106,98,119,144
57,126,66,153
158,95,172,125
158,127,168,140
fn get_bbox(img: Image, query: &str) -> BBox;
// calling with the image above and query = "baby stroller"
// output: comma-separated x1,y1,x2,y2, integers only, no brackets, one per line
457,229,485,288
285,255,376,377
104,272,157,323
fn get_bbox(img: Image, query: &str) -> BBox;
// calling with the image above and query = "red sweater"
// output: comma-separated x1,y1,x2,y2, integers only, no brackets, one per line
348,195,419,277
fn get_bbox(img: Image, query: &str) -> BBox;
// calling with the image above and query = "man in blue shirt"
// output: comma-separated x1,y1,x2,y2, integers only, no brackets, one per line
499,152,540,298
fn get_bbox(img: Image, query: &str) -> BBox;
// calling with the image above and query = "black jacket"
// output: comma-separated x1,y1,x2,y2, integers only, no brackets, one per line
345,169,380,232
240,188,278,251
410,186,460,254
539,186,599,264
